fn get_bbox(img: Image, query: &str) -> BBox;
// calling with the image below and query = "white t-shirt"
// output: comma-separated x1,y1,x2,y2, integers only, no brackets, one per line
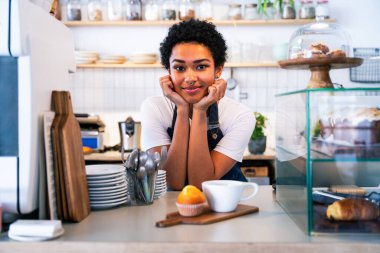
140,96,255,162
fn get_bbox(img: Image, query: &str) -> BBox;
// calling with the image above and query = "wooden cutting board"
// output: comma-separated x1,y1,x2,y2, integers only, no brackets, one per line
59,91,91,222
51,91,68,220
156,204,259,227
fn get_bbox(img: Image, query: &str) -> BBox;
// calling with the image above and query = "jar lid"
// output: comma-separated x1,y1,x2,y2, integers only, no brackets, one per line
245,3,257,7
229,4,241,7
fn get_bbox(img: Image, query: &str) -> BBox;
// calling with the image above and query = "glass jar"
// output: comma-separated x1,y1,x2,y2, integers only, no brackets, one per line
316,0,329,19
199,0,212,21
299,0,316,19
178,0,195,21
259,2,275,20
144,0,159,21
161,0,177,20
126,0,142,20
281,0,295,19
66,0,82,21
87,0,103,21
244,4,259,20
107,0,124,21
228,4,242,20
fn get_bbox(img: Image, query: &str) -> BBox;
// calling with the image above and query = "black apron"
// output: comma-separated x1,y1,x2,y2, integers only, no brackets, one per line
167,103,247,184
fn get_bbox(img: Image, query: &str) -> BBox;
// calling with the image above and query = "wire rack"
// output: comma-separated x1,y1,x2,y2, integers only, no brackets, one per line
350,48,380,83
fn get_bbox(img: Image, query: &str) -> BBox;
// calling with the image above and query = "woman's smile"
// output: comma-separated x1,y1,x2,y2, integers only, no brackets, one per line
183,85,202,95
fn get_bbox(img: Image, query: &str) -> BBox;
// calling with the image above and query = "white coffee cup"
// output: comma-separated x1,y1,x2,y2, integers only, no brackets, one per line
202,180,259,212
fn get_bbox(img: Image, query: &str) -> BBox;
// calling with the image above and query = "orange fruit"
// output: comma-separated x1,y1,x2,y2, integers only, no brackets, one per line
177,185,206,204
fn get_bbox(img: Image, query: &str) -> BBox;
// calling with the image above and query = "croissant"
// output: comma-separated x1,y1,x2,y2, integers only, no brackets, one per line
326,198,380,221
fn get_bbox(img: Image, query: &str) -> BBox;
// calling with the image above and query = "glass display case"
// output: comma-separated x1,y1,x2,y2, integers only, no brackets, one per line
275,88,380,235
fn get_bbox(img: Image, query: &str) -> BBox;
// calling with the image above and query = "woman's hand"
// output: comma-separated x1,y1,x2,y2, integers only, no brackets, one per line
160,75,188,108
193,78,227,111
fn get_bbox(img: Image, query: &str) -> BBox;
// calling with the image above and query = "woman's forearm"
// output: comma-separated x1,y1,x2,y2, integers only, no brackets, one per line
187,108,217,188
164,106,190,190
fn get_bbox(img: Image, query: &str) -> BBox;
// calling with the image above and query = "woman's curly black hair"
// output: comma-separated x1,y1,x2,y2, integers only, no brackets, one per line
160,19,227,70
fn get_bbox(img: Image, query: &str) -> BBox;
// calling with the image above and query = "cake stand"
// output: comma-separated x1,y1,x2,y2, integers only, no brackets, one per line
278,57,363,88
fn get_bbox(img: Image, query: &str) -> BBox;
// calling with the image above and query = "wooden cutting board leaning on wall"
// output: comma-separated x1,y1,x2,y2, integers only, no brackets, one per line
51,91,91,222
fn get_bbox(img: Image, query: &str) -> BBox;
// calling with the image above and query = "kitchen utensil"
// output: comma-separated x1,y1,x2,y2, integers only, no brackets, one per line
51,91,67,220
153,152,161,166
156,204,259,227
144,157,155,174
125,148,138,168
51,91,91,222
59,92,91,221
226,68,237,90
137,166,147,179
139,151,148,166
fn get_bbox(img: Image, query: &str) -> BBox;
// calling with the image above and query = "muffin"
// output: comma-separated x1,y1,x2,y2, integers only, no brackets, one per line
327,49,346,58
310,42,330,54
176,185,206,217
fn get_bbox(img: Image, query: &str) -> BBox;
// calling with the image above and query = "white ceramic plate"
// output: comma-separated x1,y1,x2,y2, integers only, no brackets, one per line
154,188,167,195
88,181,127,192
90,198,128,210
87,176,126,187
89,190,128,201
90,195,128,205
130,52,157,58
86,164,125,176
75,51,99,58
157,170,166,176
99,54,126,60
87,171,125,180
89,184,128,195
8,228,64,242
97,59,126,64
76,59,95,64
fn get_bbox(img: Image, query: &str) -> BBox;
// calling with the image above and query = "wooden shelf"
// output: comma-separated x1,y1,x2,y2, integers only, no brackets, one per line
76,61,279,69
64,19,335,27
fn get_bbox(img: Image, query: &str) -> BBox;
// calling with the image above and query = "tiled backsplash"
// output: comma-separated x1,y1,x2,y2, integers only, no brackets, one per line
70,67,310,114
70,67,310,148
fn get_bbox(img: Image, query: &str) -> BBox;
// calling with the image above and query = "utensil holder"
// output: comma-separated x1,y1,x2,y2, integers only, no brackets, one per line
126,168,157,205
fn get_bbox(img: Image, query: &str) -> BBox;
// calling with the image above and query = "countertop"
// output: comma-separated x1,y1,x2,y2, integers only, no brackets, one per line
1,186,379,253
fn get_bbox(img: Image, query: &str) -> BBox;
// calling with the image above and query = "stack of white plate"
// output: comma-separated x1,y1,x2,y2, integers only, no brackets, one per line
129,52,157,64
154,170,167,199
97,54,126,64
86,164,129,210
75,51,98,64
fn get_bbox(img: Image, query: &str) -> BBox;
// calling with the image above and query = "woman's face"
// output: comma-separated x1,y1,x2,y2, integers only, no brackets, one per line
169,42,223,104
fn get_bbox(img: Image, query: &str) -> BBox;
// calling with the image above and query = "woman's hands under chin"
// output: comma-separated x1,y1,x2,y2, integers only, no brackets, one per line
160,75,188,109
193,78,227,111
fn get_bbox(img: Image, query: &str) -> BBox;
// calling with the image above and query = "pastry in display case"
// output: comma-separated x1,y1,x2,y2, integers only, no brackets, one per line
275,88,380,235
278,17,363,88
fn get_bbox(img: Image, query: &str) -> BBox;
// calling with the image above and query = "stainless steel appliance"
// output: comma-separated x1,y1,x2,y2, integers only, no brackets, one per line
118,117,141,152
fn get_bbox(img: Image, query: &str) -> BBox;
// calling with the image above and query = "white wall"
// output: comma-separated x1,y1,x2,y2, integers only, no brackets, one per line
68,0,380,147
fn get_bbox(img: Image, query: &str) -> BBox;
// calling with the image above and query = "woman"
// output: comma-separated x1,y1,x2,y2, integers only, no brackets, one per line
141,19,255,190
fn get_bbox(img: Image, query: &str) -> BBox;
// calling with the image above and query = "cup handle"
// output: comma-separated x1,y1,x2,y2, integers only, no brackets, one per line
240,183,259,202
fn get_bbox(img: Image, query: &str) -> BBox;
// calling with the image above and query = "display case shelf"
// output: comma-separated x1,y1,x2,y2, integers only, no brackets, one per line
76,61,279,69
64,19,336,27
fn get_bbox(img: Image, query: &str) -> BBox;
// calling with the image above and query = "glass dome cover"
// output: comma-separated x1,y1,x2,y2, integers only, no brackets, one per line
288,17,352,59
